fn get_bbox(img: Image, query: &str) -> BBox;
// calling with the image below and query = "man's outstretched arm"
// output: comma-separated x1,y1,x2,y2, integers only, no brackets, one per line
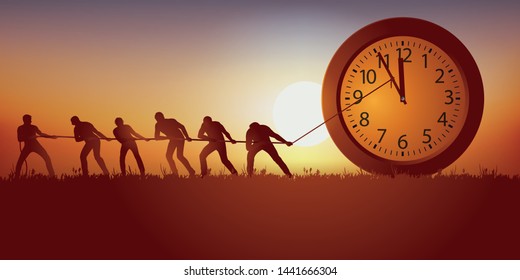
129,126,145,140
179,123,192,141
268,128,293,146
93,128,109,140
36,127,56,139
222,126,236,144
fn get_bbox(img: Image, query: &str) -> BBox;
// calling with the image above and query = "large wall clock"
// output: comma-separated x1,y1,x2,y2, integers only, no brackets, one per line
322,17,484,174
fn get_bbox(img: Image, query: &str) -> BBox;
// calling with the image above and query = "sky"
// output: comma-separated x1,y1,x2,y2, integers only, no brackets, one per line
1,0,519,176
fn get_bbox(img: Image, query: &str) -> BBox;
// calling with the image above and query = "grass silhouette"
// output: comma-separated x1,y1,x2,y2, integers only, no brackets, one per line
3,165,518,184
0,168,519,260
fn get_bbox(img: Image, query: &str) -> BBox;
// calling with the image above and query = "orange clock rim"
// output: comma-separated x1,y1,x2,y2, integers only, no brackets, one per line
322,17,484,175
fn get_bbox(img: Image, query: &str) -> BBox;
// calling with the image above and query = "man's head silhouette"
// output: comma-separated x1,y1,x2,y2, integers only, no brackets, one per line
115,117,124,127
155,112,165,122
203,116,212,124
249,122,260,129
70,116,80,125
22,114,32,125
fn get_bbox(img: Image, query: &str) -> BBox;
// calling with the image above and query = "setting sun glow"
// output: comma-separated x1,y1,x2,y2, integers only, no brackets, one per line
273,81,329,147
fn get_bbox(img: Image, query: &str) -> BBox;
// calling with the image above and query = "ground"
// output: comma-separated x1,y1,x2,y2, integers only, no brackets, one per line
0,171,519,259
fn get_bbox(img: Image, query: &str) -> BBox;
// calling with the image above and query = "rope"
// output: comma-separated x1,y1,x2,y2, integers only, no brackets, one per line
291,78,392,144
40,136,284,144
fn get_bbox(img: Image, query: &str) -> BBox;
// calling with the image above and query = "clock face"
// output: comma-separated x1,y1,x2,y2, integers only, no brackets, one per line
341,36,468,163
322,18,484,174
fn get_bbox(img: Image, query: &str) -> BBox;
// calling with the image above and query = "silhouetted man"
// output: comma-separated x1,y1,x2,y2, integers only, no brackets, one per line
198,116,237,177
113,117,147,176
246,122,292,177
154,112,195,176
71,116,109,176
15,114,56,178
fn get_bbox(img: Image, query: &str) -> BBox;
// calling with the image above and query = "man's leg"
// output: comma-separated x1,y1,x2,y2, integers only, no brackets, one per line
120,145,129,175
92,140,109,175
246,145,262,176
15,147,31,178
166,141,179,175
199,144,216,177
265,145,292,177
80,142,94,176
176,140,195,176
129,143,145,176
217,144,237,175
33,143,55,177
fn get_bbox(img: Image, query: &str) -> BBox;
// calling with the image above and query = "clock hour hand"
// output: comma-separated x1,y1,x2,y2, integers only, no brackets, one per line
398,57,407,104
377,53,407,104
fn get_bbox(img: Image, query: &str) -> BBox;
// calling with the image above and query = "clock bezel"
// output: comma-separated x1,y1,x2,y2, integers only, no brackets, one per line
322,17,484,175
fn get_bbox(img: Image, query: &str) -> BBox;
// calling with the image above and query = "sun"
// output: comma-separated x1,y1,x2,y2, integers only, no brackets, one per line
273,81,329,147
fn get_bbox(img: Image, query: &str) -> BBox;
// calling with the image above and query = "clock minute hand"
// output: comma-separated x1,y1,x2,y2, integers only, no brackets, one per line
377,53,407,104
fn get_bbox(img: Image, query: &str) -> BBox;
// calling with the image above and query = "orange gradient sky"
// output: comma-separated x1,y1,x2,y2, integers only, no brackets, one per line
1,1,519,176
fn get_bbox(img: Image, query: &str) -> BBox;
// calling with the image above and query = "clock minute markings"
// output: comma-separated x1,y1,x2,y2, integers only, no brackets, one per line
347,40,465,160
